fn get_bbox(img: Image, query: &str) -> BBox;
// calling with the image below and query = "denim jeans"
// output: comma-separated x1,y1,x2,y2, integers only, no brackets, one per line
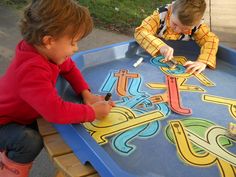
0,121,43,163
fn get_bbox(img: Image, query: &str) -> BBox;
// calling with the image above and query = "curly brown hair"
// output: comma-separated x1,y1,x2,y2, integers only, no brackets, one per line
20,0,93,45
172,0,206,26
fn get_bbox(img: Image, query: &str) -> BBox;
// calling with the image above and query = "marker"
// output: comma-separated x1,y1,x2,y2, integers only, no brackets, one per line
105,93,112,101
165,58,178,69
133,57,144,68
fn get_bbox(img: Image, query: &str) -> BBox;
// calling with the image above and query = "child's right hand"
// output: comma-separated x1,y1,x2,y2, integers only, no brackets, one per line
159,45,174,62
91,101,113,120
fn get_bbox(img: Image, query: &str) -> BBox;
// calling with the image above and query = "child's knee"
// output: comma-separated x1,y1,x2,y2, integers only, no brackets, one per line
6,128,43,163
20,129,43,155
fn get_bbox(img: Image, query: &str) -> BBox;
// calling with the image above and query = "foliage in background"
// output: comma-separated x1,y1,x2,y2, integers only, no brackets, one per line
78,0,171,35
1,0,172,35
0,0,28,9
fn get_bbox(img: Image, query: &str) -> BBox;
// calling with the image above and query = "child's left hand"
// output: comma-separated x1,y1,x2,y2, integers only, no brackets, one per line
82,90,115,107
83,92,104,105
184,61,207,75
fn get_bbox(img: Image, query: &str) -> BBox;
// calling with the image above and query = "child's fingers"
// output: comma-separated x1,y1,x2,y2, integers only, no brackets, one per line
184,61,206,75
101,101,113,110
100,95,105,100
164,48,174,62
183,61,193,66
192,66,202,75
185,64,197,74
94,95,104,102
106,102,113,111
161,49,168,61
195,65,205,75
186,65,202,75
195,69,202,75
109,101,116,107
169,48,174,60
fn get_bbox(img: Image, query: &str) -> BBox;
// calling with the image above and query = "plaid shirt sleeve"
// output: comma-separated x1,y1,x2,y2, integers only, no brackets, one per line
134,10,166,56
193,23,219,69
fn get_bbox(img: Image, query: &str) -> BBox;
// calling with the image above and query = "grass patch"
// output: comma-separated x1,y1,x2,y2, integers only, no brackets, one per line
78,0,171,35
0,0,28,9
1,0,172,35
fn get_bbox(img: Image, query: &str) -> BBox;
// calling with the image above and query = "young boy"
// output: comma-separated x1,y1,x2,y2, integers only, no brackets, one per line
134,0,219,74
0,0,114,176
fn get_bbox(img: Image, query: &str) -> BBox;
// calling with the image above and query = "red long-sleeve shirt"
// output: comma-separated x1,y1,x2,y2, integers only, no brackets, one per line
0,40,95,125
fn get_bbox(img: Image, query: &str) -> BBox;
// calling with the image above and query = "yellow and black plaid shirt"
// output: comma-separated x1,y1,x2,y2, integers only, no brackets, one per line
134,4,219,69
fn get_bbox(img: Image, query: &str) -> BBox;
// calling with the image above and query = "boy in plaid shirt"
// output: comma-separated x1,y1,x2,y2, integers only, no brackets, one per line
134,0,219,74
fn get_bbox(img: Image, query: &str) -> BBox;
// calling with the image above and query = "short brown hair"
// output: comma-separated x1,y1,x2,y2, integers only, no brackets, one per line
172,0,206,26
20,0,93,45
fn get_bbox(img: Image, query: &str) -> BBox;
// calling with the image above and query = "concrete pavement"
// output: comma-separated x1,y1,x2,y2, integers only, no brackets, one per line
0,4,132,177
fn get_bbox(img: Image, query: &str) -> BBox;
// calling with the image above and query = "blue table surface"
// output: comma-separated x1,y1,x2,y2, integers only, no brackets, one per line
55,40,236,177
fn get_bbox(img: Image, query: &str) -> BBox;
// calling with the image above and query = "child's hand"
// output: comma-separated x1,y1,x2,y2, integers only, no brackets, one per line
184,61,207,74
84,93,103,105
81,90,103,105
91,101,113,120
159,45,174,62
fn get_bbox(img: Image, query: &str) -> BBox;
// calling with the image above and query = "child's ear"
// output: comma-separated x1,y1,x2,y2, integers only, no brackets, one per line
42,35,55,49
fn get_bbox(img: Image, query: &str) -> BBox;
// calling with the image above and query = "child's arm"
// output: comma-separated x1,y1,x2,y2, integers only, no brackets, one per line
60,58,90,94
193,23,219,69
16,63,96,124
60,58,115,105
134,10,168,57
60,58,115,118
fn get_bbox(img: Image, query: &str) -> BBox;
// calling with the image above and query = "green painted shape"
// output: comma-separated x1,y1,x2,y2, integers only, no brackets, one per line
165,117,232,153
